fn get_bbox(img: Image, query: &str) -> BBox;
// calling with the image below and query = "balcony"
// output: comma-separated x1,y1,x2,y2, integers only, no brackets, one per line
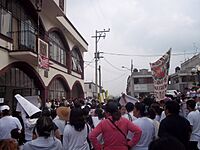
9,30,38,65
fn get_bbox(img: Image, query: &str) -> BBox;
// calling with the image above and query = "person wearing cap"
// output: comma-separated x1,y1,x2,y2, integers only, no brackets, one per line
89,100,142,150
0,105,22,140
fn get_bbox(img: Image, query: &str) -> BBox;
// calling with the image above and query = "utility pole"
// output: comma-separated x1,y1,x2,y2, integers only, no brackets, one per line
99,65,101,93
92,29,110,99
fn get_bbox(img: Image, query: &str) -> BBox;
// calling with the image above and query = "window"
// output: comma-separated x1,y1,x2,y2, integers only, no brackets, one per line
72,48,82,73
0,8,11,37
49,32,66,65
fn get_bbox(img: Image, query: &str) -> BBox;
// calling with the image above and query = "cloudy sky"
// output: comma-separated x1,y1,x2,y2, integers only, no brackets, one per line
67,0,200,96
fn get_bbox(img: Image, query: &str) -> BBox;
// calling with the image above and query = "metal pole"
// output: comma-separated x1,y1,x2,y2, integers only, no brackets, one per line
95,30,98,98
99,65,101,93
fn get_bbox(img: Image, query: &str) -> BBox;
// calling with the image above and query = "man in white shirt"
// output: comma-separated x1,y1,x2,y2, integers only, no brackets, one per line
186,100,200,150
129,102,155,150
0,105,22,140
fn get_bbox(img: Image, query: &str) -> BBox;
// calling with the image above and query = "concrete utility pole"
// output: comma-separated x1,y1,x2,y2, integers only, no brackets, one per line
92,29,110,98
99,65,101,93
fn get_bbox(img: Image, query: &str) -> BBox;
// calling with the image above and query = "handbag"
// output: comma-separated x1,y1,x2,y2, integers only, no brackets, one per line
108,118,131,149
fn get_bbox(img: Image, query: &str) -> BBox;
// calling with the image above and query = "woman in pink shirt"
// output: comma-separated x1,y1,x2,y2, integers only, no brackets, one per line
89,101,142,150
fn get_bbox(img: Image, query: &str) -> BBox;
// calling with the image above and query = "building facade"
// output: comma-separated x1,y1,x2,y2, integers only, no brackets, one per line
84,82,97,99
168,53,200,92
126,69,154,98
0,0,88,109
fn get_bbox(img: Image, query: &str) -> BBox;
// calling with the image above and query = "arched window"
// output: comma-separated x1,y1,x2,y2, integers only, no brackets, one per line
72,48,82,73
48,79,68,100
49,32,66,65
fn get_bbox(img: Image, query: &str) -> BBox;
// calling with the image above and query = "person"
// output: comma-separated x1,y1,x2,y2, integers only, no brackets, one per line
123,102,136,121
89,101,142,150
148,136,185,150
0,139,19,150
53,106,71,141
158,100,191,150
23,116,62,150
129,102,155,150
63,107,91,150
0,105,22,140
92,108,104,127
186,100,200,150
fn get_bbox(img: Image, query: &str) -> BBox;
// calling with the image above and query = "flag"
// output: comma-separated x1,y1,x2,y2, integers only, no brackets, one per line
38,54,49,70
150,49,171,101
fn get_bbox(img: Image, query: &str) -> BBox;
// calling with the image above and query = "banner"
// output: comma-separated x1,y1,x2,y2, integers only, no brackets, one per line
150,49,171,101
119,93,139,106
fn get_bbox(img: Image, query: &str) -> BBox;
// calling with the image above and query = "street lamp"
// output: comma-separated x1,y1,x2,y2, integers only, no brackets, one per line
122,66,132,75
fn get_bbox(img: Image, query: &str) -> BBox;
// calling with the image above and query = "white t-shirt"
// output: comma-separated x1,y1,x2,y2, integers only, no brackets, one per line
63,124,90,150
187,110,200,141
123,112,137,122
160,111,166,122
130,117,155,150
0,116,22,140
53,116,66,135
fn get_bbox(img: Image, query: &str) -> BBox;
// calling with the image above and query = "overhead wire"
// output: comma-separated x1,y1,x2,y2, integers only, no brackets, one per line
101,51,197,57
84,58,95,68
103,57,125,71
103,72,128,83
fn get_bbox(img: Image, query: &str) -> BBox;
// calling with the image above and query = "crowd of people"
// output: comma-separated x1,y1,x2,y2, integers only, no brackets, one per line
0,89,200,150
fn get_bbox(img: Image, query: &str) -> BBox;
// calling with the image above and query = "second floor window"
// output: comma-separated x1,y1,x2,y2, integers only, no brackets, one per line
72,49,82,73
0,8,11,38
49,32,66,65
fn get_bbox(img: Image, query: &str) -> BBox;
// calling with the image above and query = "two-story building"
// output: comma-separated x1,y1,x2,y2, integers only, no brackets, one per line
0,0,88,109
126,69,154,98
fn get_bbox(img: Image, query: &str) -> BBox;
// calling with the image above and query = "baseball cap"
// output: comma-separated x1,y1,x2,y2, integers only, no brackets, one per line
0,105,10,111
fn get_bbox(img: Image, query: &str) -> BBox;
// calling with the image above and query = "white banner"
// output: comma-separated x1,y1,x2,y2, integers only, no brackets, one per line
119,93,139,106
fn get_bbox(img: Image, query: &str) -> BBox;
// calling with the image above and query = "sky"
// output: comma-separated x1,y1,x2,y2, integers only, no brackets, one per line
67,0,200,96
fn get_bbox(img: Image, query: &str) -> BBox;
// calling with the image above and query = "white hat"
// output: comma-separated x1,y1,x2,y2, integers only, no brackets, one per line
0,105,10,111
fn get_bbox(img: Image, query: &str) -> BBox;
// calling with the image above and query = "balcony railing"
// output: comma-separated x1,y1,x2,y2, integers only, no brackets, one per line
12,30,37,53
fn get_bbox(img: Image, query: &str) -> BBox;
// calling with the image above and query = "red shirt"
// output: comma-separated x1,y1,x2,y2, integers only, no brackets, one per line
89,116,142,150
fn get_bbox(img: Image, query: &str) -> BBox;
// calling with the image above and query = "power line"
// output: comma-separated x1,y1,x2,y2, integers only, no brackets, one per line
102,51,197,57
103,57,124,71
104,72,128,83
84,58,94,68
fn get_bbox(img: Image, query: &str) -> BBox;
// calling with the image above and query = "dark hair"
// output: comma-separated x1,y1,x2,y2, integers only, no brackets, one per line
35,116,54,138
149,136,185,150
105,101,121,121
148,108,156,120
2,109,10,116
186,100,196,110
135,102,146,117
69,108,85,131
150,102,162,116
164,101,180,114
125,102,134,113
95,108,104,120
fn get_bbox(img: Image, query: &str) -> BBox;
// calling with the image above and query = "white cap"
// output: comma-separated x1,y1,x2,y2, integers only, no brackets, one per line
0,105,10,111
